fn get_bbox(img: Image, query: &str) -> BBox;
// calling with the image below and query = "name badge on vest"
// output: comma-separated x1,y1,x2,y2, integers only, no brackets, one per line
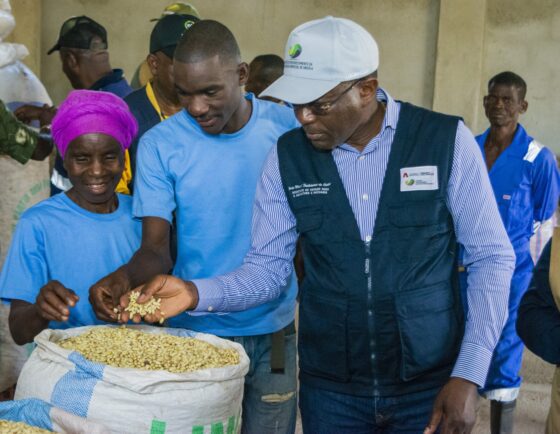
400,166,439,192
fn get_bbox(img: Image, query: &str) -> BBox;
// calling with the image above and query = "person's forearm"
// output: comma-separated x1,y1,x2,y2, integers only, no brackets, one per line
124,244,173,289
8,303,49,345
191,146,298,313
30,138,53,161
448,121,516,384
193,255,294,312
451,252,514,386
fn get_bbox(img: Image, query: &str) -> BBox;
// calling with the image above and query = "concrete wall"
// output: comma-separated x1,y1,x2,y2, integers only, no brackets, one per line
4,0,42,75
1,0,50,266
477,0,560,148
40,0,439,109
9,0,555,154
432,0,487,130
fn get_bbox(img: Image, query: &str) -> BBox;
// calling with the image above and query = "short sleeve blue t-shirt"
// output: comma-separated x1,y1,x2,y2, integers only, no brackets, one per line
0,193,141,329
133,93,299,336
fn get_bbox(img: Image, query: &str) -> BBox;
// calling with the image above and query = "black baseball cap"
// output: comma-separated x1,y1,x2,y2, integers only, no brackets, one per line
47,16,108,55
149,14,199,58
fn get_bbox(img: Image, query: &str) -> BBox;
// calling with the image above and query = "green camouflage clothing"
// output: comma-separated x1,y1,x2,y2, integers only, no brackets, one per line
0,100,39,164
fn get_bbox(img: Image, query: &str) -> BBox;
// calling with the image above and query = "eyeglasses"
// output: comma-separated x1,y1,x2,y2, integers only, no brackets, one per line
293,79,362,116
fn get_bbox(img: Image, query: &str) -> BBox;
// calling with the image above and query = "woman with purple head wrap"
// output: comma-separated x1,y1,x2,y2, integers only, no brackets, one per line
51,90,137,213
52,90,138,158
0,90,142,344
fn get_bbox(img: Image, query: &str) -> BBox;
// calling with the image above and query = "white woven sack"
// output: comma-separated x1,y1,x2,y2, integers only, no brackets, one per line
15,325,249,434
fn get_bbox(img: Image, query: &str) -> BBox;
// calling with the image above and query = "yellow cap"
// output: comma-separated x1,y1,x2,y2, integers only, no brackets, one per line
158,2,200,19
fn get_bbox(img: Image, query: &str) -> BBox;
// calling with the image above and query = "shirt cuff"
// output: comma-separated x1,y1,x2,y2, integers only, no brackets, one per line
451,341,493,387
190,278,226,313
132,208,172,223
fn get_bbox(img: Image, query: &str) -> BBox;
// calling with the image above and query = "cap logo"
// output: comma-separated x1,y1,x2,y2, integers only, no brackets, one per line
288,43,302,59
184,20,195,30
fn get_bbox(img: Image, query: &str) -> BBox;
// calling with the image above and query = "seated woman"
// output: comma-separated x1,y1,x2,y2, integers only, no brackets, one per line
0,90,140,344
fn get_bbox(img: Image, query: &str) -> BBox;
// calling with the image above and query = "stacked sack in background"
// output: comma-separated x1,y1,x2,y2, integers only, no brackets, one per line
0,0,52,399
15,325,250,434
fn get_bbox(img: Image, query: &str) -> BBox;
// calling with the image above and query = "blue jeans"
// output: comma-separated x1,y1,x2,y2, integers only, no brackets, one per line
299,382,440,434
229,326,297,434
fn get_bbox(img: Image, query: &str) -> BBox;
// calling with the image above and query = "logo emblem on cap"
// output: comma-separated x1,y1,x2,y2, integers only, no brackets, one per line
288,43,302,59
184,20,195,29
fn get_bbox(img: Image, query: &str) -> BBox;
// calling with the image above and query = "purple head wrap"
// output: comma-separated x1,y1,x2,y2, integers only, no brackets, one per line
51,90,138,157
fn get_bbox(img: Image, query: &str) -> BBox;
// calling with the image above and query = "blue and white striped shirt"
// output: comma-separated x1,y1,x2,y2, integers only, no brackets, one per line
193,89,515,387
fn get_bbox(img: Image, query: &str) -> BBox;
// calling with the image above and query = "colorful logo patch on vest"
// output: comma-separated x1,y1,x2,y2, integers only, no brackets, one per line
400,166,439,192
288,43,302,58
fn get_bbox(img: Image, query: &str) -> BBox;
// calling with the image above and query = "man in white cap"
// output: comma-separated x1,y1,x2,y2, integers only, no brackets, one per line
122,17,515,433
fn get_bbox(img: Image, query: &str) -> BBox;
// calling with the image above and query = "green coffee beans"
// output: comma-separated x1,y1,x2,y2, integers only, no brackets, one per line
113,291,165,323
58,327,239,372
124,291,162,317
0,420,53,433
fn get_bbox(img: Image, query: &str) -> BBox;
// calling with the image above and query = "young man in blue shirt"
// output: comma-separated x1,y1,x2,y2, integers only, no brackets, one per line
90,20,299,434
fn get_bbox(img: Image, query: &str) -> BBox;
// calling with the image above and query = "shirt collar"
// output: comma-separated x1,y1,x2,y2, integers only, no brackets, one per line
90,69,124,91
376,87,399,131
477,123,532,159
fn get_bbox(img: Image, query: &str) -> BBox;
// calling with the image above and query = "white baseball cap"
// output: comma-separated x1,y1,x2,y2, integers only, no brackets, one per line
260,16,379,104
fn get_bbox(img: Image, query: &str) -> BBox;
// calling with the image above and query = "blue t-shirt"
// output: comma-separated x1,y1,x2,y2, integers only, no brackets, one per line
134,93,299,336
0,193,141,329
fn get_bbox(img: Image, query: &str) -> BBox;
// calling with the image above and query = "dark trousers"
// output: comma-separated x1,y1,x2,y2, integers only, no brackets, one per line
299,382,440,434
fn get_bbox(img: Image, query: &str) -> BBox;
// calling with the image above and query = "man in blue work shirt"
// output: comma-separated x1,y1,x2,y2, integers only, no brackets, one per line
118,17,516,434
475,71,560,434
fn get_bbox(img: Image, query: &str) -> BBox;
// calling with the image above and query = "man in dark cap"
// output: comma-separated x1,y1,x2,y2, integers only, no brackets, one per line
47,15,131,96
131,2,201,89
125,13,199,178
14,15,133,196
